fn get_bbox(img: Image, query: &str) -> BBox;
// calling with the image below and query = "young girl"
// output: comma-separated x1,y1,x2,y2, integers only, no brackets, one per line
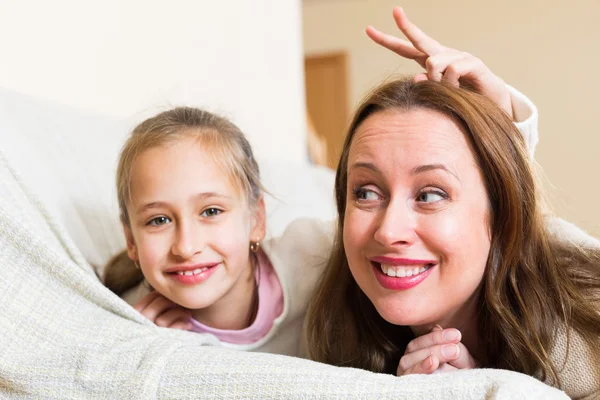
103,108,332,356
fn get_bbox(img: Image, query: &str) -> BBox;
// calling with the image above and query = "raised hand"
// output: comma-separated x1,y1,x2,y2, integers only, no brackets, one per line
367,7,513,118
134,291,193,331
397,325,478,375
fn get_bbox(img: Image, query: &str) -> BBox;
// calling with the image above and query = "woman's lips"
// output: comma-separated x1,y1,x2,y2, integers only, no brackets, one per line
371,261,435,290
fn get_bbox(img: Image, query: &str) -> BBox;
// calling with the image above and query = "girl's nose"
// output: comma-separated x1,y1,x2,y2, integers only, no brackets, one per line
171,221,204,259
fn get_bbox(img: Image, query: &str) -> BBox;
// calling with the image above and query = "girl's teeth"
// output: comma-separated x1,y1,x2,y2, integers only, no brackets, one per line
175,267,211,276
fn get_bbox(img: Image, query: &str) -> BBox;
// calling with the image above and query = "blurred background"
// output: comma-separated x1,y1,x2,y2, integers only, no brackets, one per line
304,0,600,237
0,0,598,236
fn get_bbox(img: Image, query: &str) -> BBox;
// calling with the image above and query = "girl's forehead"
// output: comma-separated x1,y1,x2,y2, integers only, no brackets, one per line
129,138,246,204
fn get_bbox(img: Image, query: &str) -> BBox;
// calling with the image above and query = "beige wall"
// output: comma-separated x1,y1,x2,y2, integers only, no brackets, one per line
304,0,600,237
0,0,306,164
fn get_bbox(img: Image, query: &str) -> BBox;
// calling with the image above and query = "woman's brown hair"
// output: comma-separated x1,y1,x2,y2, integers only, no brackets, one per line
306,78,600,385
103,107,264,295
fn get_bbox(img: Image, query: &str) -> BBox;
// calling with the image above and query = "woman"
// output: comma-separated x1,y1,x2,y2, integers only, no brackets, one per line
306,20,600,399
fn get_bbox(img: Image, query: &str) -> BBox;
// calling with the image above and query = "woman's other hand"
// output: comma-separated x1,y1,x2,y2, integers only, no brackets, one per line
367,7,513,119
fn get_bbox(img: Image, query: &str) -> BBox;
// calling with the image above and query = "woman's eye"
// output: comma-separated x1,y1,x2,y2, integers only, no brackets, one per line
417,190,447,203
148,216,171,226
355,188,379,201
201,208,222,217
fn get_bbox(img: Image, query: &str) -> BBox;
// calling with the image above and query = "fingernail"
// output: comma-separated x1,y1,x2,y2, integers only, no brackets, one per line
442,329,460,341
424,355,433,369
441,344,459,358
433,324,443,331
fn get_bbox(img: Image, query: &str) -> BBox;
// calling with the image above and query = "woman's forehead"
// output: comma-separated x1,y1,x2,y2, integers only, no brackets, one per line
349,108,472,163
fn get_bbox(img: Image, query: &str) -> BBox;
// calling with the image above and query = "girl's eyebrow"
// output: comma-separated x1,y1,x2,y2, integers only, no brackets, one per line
136,192,232,214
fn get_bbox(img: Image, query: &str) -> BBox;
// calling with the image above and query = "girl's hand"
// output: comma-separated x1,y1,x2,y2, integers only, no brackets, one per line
134,291,193,331
366,7,513,119
397,326,477,375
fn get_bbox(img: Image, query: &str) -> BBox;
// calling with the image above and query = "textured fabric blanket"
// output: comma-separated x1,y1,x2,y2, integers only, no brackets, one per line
0,152,570,399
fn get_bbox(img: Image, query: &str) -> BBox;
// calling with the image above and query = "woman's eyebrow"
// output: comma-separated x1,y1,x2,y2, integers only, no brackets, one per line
349,162,378,172
412,164,459,180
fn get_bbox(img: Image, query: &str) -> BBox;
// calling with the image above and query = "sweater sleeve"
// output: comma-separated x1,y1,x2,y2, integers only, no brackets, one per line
508,84,539,159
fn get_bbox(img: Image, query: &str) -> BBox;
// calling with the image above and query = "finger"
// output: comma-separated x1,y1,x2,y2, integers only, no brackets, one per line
365,26,427,66
442,64,461,88
401,355,440,375
400,343,461,372
431,362,459,374
440,56,486,89
392,7,444,57
169,320,193,331
447,342,478,370
133,291,161,313
405,328,462,354
155,308,192,328
413,73,428,83
139,295,178,322
424,51,466,83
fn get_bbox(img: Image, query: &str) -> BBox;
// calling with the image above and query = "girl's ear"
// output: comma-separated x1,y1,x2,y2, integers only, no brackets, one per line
122,219,139,261
250,195,267,242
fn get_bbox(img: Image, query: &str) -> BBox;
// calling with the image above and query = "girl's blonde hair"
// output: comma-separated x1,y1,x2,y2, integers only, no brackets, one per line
104,107,264,295
306,78,600,386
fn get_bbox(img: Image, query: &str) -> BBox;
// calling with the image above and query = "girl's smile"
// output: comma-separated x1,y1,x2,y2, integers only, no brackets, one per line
165,262,221,285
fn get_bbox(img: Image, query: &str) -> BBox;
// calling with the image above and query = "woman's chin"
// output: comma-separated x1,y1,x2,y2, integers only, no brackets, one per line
374,301,432,328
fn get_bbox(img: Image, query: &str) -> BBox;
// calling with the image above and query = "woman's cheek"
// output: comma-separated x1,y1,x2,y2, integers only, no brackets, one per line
343,207,370,249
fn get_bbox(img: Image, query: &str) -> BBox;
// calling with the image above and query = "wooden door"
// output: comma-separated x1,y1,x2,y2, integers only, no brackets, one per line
304,52,348,169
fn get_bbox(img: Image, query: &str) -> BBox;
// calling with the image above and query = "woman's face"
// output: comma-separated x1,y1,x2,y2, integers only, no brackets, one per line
343,108,491,333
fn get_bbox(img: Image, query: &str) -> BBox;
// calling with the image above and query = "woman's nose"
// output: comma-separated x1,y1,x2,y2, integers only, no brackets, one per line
373,199,417,247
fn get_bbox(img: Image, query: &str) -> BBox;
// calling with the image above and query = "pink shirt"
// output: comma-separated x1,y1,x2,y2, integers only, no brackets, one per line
188,250,284,344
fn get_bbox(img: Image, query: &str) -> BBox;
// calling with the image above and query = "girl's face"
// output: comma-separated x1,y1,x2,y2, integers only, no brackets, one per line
124,136,265,312
343,108,491,334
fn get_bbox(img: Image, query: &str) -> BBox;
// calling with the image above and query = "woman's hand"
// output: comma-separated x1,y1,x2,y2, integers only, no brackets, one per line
397,326,478,375
134,291,193,331
366,7,513,118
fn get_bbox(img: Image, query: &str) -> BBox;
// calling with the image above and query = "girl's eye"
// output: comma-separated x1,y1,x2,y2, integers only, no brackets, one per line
416,190,447,203
201,208,222,217
354,188,380,201
148,216,171,226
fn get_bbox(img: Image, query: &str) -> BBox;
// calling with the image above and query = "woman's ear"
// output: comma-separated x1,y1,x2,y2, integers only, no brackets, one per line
250,196,267,242
122,219,138,261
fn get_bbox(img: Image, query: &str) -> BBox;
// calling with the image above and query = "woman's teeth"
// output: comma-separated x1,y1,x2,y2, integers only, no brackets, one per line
380,264,431,278
176,267,209,276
